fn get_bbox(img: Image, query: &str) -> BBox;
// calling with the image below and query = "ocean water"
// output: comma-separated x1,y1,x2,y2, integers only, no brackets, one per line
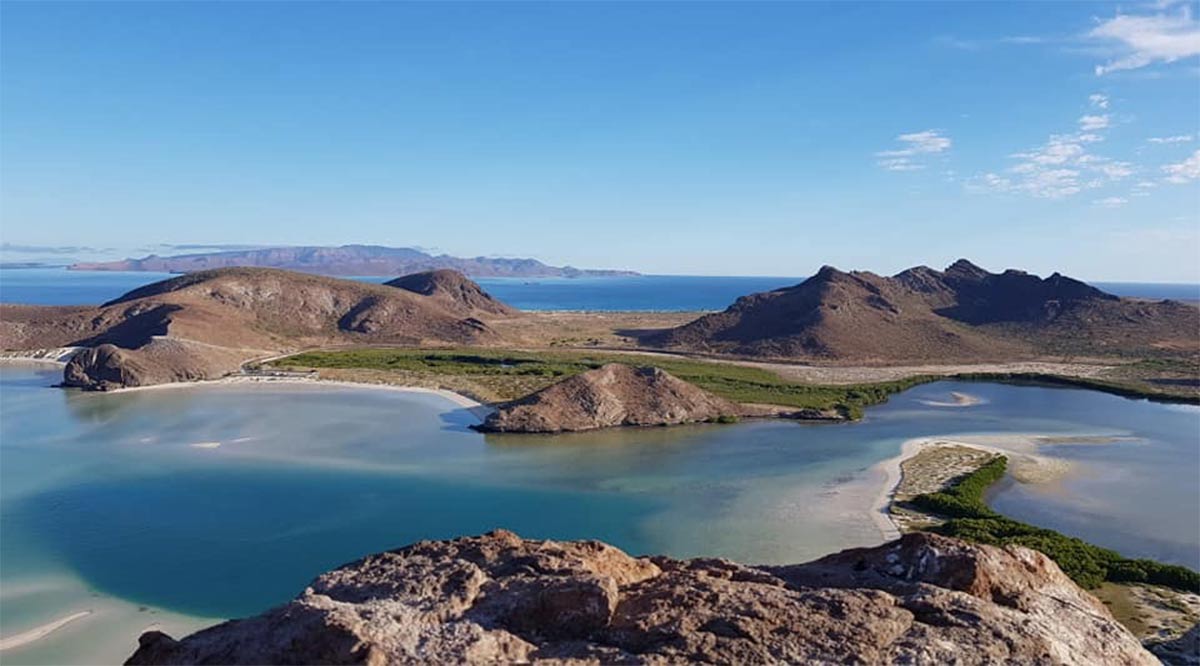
2,267,1196,310
1,365,1196,664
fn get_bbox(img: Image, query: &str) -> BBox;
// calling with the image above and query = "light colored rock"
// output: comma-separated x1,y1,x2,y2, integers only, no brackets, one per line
126,531,1156,665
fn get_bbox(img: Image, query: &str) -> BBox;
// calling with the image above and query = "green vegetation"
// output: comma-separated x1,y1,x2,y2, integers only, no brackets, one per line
274,348,1198,417
274,347,940,416
912,457,1200,592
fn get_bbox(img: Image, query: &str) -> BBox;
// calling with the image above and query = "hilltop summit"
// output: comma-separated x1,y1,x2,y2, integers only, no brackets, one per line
386,269,517,317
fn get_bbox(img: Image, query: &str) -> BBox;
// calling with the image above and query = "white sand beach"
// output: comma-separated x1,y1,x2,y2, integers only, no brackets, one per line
109,376,496,422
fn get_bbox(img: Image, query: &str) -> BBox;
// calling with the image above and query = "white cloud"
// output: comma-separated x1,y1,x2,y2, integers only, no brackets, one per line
1148,134,1194,143
1131,180,1159,196
1162,149,1200,183
1078,114,1111,131
877,157,923,171
971,96,1137,199
1090,8,1200,75
1093,196,1129,207
876,130,951,171
1088,93,1110,109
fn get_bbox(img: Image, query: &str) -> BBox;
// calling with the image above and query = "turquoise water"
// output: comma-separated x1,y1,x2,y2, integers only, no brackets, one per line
0,365,1197,663
2,267,1196,310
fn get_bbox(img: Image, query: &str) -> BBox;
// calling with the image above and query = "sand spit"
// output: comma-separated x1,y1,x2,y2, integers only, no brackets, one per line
0,610,92,651
872,432,1129,538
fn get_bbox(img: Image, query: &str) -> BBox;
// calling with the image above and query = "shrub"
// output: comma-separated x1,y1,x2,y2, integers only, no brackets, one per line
912,455,1200,593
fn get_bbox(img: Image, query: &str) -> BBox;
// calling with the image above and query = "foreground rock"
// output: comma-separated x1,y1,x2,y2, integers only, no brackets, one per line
126,530,1154,665
478,363,743,432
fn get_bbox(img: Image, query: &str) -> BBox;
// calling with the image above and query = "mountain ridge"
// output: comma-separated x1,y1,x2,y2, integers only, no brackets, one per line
68,244,638,278
648,259,1199,361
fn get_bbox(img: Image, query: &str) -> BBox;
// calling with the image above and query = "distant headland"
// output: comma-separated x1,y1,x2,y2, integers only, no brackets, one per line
67,244,639,278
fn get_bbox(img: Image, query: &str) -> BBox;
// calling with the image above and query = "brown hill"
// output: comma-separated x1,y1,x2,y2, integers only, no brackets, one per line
125,530,1154,665
478,363,742,432
386,269,518,317
649,260,1199,361
0,267,518,389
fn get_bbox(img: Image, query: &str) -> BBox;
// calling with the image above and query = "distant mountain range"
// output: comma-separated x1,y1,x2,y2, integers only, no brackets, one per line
647,259,1199,361
67,244,638,278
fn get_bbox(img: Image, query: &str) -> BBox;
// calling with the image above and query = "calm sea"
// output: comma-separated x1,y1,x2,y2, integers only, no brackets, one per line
2,267,1196,310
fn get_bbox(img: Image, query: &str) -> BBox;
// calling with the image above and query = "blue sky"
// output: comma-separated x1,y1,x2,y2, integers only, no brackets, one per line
1,1,1198,281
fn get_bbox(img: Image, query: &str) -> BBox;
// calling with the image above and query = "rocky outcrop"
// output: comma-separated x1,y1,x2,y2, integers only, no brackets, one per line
648,259,1199,361
386,269,518,317
126,530,1155,665
478,363,742,433
62,340,249,390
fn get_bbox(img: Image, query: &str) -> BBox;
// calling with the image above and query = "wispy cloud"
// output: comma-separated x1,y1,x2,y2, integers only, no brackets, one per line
876,130,951,171
1162,149,1200,183
0,243,110,255
935,34,1052,50
1088,93,1110,109
1148,134,1194,143
1078,114,1111,131
1093,196,1129,207
971,97,1134,199
1089,6,1200,75
1131,180,1160,196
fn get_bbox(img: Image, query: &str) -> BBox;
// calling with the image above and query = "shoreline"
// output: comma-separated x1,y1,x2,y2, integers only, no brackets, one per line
869,433,1096,541
107,376,496,422
0,610,92,652
0,359,497,423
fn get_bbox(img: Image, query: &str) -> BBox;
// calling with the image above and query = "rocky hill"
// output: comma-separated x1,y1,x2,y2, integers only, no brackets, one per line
649,260,1199,361
477,363,743,432
386,269,518,317
125,530,1155,665
68,244,637,278
0,268,519,390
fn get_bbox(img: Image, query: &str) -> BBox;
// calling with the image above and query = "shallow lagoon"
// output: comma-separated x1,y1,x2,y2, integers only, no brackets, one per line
1,365,1197,664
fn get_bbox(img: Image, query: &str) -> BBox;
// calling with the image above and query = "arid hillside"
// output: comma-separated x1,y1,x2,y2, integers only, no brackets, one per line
0,267,520,389
386,269,518,317
648,260,1199,362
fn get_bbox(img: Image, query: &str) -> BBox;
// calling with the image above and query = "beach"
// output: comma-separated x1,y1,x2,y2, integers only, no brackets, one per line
870,432,1116,538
